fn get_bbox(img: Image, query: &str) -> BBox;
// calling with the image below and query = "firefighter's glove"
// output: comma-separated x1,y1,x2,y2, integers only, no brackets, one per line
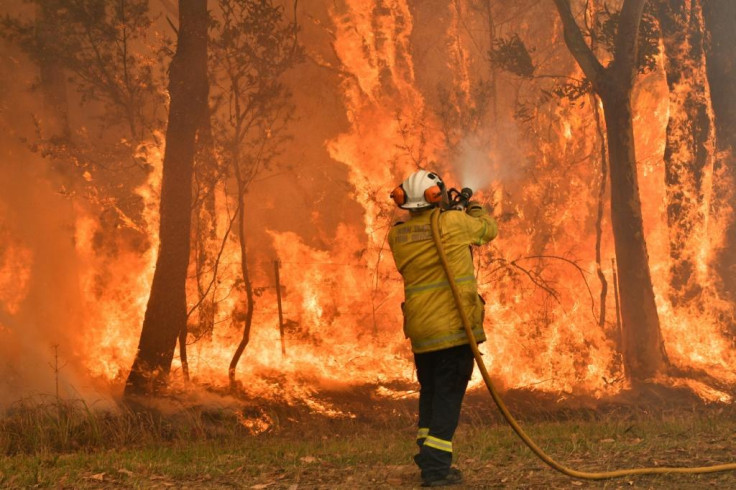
466,201,491,218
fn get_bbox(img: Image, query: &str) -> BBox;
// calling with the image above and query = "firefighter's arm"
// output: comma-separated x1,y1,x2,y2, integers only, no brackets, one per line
465,201,498,244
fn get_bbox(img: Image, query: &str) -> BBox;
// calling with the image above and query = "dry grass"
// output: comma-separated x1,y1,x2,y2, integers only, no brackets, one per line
2,390,736,488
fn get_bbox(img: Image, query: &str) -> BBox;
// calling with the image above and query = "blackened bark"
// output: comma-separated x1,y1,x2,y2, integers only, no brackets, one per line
591,94,608,329
178,327,189,381
702,0,736,300
125,0,208,396
184,53,219,381
657,0,713,305
553,0,667,380
192,101,218,341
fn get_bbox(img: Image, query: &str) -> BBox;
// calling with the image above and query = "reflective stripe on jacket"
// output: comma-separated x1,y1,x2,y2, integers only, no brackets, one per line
388,205,497,353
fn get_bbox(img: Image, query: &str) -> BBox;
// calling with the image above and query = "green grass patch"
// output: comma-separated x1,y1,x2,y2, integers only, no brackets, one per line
2,394,736,488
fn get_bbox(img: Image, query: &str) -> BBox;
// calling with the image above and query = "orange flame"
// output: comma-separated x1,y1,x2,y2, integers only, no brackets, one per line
1,1,735,408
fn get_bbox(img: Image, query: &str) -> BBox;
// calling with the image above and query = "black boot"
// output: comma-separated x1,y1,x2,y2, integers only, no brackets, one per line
421,467,463,487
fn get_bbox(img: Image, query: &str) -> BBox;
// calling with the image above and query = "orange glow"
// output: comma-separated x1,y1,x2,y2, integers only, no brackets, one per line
0,239,33,317
0,0,734,409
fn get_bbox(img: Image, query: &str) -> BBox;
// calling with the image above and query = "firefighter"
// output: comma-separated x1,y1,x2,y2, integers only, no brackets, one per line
388,169,497,487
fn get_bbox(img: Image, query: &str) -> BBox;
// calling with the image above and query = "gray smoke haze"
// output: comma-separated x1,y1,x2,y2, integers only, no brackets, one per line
453,134,525,192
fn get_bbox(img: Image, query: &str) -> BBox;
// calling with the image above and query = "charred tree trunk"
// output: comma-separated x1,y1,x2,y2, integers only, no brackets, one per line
599,86,667,378
178,326,189,381
553,0,667,380
702,1,736,301
228,174,255,387
183,74,219,380
125,0,208,396
657,0,713,306
586,1,609,329
192,110,219,341
591,94,609,329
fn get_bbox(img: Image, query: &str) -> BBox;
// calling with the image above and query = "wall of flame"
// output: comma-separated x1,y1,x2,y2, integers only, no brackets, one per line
0,0,735,409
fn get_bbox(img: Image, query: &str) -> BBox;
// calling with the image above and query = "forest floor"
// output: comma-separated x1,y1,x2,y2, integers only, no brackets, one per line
2,383,736,488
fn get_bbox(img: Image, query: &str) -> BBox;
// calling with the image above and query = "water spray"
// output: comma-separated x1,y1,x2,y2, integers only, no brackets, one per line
428,206,736,481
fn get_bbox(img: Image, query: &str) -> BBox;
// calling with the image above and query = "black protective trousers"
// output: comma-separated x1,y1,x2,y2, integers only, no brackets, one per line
413,343,475,481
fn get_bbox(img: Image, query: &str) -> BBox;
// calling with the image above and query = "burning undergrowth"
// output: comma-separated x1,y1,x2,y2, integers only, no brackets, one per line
3,378,734,458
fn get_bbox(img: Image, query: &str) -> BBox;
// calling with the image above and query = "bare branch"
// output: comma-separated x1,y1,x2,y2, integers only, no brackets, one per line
489,257,562,304
187,202,239,319
509,260,562,303
551,0,605,85
519,254,598,322
487,254,599,324
166,15,178,36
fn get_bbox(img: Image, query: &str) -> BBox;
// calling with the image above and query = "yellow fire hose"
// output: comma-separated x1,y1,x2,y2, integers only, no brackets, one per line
429,207,736,480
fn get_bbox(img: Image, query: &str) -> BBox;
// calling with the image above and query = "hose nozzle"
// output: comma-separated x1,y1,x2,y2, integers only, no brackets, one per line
447,187,474,210
459,187,473,204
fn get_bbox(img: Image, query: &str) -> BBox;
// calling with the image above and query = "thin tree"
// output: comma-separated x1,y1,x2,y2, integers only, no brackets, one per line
2,0,162,145
581,0,610,330
125,0,208,396
552,0,668,380
207,0,300,385
181,45,221,381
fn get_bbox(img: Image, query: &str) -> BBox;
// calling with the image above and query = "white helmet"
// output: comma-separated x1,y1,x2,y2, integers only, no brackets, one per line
390,169,444,209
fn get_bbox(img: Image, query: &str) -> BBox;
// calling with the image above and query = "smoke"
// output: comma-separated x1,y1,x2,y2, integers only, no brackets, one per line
455,138,494,191
0,32,113,409
0,148,93,408
451,123,526,196
0,0,732,407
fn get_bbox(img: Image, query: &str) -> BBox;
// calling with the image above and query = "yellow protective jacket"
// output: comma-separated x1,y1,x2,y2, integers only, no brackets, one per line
388,204,498,353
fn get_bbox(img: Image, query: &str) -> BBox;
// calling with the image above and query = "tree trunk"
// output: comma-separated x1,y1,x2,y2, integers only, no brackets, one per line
485,0,498,132
552,0,667,380
228,179,255,387
181,36,217,383
178,327,189,381
586,0,609,330
600,85,668,379
591,93,609,329
702,0,736,300
657,0,714,306
125,0,208,396
192,103,218,341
